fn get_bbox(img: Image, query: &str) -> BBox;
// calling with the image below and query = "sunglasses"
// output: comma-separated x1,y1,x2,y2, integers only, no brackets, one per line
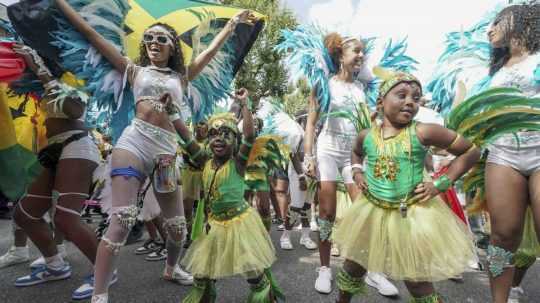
143,33,173,46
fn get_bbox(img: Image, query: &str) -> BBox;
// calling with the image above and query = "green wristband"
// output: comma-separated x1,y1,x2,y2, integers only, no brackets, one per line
433,174,452,192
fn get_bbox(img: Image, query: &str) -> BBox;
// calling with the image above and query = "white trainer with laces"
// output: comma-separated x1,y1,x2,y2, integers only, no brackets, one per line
91,293,108,303
299,236,317,250
315,266,333,294
365,272,399,297
0,246,29,269
330,243,340,256
163,264,194,285
508,286,524,303
310,220,319,232
280,232,293,250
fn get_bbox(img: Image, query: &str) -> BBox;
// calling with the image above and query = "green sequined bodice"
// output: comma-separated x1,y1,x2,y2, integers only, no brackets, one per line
363,122,427,203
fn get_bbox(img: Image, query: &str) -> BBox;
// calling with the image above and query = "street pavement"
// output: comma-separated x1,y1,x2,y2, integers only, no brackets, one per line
0,219,539,303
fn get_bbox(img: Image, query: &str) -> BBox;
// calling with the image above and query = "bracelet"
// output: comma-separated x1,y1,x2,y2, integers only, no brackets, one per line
298,173,306,179
241,139,253,148
304,154,316,161
447,134,461,150
351,163,363,170
169,113,181,122
433,174,453,192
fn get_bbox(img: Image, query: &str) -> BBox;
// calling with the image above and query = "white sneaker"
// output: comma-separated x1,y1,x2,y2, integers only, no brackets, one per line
310,220,319,232
30,244,67,269
365,272,399,297
280,232,293,250
314,266,332,294
0,246,29,269
91,293,108,303
330,244,340,256
299,236,317,250
508,286,524,303
163,265,194,286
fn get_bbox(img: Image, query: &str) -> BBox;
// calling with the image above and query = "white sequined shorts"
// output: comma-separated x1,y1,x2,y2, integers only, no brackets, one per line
487,132,540,176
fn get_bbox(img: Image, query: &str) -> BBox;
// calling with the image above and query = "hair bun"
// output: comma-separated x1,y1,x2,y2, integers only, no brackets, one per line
324,32,343,69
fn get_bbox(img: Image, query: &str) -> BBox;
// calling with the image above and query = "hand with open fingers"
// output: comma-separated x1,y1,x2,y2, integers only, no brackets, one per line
353,171,368,192
232,10,258,26
413,182,440,203
11,44,39,71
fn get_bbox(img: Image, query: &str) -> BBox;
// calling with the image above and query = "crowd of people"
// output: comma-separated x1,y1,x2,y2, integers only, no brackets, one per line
0,1,539,303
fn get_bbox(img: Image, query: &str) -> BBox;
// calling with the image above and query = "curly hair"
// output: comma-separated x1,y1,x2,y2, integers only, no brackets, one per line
324,32,344,71
135,23,186,75
489,3,540,76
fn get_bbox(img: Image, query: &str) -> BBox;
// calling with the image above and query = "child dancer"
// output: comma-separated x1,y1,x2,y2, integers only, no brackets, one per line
334,70,479,303
179,89,283,303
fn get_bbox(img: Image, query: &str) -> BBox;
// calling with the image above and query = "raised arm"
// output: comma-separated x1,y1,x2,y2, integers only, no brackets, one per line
235,88,254,173
54,0,128,73
303,90,320,177
187,10,256,81
13,44,85,119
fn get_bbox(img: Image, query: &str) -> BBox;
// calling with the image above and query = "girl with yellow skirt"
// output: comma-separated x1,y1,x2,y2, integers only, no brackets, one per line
333,70,480,303
176,89,283,303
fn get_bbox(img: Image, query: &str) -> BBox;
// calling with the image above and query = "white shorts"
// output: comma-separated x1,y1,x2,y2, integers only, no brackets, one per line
288,163,307,208
48,130,101,164
487,131,540,176
316,132,354,184
115,118,178,176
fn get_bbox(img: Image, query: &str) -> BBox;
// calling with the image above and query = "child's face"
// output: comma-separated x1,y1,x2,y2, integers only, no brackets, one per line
208,126,236,158
380,82,422,126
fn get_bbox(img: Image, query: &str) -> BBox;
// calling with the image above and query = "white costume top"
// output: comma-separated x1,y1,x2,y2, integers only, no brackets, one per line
489,53,540,146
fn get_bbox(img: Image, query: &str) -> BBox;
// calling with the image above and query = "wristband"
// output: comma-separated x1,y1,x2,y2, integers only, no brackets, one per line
433,174,453,192
169,113,181,122
304,154,316,161
351,163,363,170
298,173,306,179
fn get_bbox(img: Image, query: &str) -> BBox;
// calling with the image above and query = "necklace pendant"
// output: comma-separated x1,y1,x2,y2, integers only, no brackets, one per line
399,202,407,218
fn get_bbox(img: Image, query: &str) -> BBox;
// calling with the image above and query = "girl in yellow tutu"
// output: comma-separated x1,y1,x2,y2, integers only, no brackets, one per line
175,88,283,303
333,70,480,303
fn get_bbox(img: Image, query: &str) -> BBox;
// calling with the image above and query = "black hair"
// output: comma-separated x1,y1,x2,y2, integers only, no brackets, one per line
489,3,540,76
136,22,186,75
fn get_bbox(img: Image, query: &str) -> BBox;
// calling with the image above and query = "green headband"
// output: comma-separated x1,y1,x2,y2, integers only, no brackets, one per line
374,67,422,99
207,112,239,134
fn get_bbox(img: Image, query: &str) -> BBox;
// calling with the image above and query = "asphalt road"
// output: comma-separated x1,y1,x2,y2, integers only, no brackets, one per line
0,219,538,303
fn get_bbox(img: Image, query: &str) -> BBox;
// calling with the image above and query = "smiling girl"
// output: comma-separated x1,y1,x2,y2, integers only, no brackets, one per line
333,71,479,303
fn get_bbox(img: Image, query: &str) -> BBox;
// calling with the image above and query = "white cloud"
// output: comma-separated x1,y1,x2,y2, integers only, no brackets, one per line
305,0,506,82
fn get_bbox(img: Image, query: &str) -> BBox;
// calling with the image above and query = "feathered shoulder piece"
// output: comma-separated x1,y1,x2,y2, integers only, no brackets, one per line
274,25,335,114
246,134,289,172
447,87,540,213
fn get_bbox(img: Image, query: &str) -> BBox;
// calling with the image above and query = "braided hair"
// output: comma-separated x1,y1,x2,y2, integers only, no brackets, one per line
136,23,186,75
489,2,540,76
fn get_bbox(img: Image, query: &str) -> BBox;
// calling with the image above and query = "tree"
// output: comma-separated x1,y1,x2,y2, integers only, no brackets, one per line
282,77,310,116
220,0,298,102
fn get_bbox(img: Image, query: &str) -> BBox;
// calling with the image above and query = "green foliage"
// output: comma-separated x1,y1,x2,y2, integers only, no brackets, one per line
220,0,298,101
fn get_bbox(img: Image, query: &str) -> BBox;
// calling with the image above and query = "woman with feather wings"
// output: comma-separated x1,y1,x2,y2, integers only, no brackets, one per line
52,0,258,302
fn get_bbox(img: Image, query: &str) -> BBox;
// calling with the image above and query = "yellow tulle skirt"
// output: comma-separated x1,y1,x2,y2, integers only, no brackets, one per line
517,208,540,257
181,169,203,200
181,207,276,279
333,195,476,282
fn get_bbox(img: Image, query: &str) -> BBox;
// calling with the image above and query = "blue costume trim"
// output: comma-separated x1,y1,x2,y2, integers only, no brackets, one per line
111,167,145,183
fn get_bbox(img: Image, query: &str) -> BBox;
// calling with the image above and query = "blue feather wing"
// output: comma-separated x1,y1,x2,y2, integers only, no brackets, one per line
274,25,334,114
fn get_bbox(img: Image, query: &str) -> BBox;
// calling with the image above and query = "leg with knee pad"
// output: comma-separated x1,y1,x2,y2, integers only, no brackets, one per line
317,217,334,241
102,205,139,255
164,216,187,245
336,269,366,298
247,269,285,303
487,244,514,277
183,278,216,303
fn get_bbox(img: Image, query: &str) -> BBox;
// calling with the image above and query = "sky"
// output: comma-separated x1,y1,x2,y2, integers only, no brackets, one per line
280,0,507,82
